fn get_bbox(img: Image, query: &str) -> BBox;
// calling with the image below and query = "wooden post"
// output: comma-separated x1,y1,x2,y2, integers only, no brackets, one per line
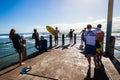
109,36,115,57
105,0,114,56
49,35,52,48
74,34,76,44
62,34,65,46
22,39,27,60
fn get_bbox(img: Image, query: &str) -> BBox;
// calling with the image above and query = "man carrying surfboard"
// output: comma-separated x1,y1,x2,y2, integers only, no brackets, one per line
46,26,60,46
54,27,60,46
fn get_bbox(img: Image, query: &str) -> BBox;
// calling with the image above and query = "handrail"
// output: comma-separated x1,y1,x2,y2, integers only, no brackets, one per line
0,36,52,59
0,34,70,60
0,35,119,60
114,47,120,52
0,45,35,60
0,42,12,45
0,52,16,59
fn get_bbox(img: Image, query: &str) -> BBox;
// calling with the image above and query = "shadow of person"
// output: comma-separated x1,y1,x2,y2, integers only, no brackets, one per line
0,65,20,76
92,62,109,80
62,44,70,50
26,73,58,80
84,67,91,80
110,56,120,74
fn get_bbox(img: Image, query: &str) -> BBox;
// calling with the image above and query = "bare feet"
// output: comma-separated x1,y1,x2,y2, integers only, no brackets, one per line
20,62,25,66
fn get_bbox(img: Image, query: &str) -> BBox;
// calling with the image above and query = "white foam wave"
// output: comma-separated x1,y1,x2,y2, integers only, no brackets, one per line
22,34,32,39
0,36,9,39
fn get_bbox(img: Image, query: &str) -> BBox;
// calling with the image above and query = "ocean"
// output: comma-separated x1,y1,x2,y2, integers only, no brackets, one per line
0,32,49,70
0,32,120,70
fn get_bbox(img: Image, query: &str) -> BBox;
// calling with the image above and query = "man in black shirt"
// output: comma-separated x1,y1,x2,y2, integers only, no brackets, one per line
32,29,40,51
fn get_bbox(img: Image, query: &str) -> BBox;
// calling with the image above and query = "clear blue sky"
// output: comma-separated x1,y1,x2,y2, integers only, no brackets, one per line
0,0,120,34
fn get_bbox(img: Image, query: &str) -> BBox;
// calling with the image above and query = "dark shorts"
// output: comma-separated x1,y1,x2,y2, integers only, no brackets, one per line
14,46,22,53
81,35,85,42
85,44,96,55
55,36,58,41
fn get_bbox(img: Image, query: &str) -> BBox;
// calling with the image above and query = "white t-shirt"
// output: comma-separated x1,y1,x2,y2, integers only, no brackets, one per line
93,29,101,34
84,30,96,46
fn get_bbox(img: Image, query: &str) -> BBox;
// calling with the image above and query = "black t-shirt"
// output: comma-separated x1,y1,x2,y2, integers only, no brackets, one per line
32,32,39,43
11,34,22,50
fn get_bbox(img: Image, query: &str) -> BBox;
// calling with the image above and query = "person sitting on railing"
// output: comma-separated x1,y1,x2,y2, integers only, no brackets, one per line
9,28,25,66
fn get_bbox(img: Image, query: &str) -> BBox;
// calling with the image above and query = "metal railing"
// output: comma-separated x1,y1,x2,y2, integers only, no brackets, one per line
1,34,119,70
0,34,77,70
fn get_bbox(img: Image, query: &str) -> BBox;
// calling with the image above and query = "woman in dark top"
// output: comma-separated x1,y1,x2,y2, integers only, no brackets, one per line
9,29,24,65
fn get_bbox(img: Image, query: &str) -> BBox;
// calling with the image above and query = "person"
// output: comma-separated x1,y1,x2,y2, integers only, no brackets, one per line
93,24,104,66
69,29,75,44
9,29,24,65
32,29,40,51
79,28,86,50
84,24,97,68
41,36,45,40
54,27,60,46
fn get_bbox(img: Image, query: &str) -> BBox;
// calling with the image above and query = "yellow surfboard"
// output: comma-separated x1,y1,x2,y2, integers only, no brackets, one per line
46,25,55,35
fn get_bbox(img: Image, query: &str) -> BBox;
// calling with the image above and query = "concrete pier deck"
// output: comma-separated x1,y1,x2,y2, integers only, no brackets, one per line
0,44,120,80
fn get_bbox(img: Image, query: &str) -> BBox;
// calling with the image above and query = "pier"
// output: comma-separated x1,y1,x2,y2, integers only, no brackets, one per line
0,0,120,79
0,35,120,80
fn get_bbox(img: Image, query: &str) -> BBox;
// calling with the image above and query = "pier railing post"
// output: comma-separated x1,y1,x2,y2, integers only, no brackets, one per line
49,35,52,48
62,34,65,46
22,39,27,60
74,34,76,44
105,0,114,55
108,36,115,57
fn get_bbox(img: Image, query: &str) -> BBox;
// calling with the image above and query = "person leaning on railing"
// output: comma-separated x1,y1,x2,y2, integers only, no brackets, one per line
9,28,25,66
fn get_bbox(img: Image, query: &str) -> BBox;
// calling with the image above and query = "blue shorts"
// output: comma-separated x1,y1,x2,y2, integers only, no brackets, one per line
85,44,96,55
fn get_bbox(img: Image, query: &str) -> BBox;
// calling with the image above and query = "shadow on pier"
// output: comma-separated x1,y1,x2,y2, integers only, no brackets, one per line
26,73,58,80
0,51,41,76
84,62,109,80
110,56,120,74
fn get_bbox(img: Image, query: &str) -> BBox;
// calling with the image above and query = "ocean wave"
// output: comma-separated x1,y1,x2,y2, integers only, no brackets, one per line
0,36,9,38
0,32,120,44
22,34,32,39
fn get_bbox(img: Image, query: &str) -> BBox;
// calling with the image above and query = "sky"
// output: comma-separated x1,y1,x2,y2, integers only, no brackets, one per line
0,0,120,34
